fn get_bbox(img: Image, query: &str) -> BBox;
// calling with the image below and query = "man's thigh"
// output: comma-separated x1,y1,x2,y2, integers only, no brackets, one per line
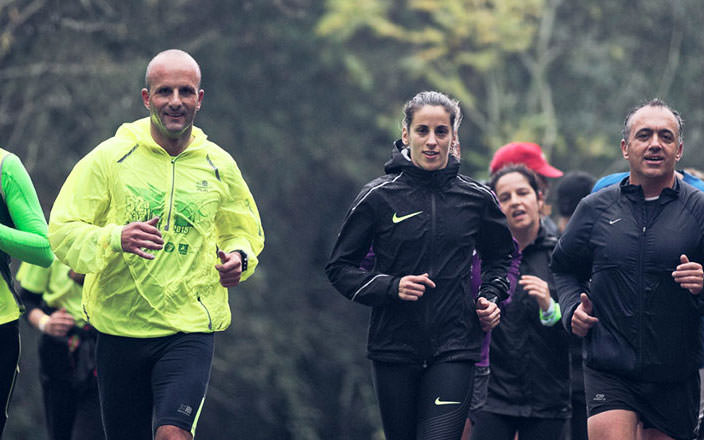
96,332,159,440
152,332,214,436
585,366,698,440
589,409,639,440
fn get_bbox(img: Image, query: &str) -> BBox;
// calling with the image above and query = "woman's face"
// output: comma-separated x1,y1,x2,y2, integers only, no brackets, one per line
402,105,454,171
494,171,542,235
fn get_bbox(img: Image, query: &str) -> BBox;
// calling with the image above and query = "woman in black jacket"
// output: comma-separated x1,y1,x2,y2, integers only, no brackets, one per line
471,165,570,440
326,91,514,440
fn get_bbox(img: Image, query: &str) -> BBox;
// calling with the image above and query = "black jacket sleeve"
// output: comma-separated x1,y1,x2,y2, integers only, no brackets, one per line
550,199,594,332
475,192,514,303
325,187,400,307
18,286,43,318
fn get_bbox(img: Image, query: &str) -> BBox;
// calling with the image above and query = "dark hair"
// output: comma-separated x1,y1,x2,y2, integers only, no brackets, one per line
622,98,683,143
555,171,596,217
489,164,541,197
402,91,463,133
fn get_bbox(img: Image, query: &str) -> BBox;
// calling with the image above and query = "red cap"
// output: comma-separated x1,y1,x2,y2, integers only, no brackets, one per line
489,142,563,178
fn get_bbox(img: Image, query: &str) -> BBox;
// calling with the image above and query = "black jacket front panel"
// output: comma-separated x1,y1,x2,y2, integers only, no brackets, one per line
552,178,704,382
484,228,571,418
326,146,514,363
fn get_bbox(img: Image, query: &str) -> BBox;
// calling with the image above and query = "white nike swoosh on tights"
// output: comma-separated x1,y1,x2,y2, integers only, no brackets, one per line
434,397,461,406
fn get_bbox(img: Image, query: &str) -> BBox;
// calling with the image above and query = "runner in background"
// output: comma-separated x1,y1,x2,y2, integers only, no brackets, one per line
0,147,53,439
490,142,563,236
17,260,103,440
555,171,596,440
470,165,570,440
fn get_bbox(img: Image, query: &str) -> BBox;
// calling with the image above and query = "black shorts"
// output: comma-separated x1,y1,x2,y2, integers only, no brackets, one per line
584,366,699,440
96,331,214,440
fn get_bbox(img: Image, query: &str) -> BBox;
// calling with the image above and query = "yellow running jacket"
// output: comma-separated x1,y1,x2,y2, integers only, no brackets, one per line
48,118,264,337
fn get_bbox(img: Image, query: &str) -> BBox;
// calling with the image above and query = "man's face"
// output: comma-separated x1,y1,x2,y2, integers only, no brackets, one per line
142,60,203,140
621,105,682,186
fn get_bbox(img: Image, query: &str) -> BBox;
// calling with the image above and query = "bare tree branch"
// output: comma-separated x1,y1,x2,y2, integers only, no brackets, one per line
657,0,684,98
0,61,125,80
0,0,46,59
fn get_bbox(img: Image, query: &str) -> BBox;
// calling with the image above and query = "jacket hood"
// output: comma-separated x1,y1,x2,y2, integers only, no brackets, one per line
114,117,209,153
384,139,460,188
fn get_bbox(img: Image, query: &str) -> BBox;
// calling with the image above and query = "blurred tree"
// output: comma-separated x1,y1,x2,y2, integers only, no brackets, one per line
318,0,564,174
4,0,704,439
2,0,390,439
317,0,704,180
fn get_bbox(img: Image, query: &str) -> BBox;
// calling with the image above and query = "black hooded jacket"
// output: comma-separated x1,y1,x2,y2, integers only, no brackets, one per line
551,178,704,382
326,142,514,363
483,227,571,419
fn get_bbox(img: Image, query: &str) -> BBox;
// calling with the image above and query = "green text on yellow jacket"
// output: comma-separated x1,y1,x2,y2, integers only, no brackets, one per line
48,118,264,337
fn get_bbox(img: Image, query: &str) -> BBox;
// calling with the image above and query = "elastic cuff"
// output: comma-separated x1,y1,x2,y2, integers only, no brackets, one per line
539,299,562,326
109,225,124,252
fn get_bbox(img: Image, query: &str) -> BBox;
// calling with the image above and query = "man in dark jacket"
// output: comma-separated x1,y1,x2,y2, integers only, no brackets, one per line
551,99,704,440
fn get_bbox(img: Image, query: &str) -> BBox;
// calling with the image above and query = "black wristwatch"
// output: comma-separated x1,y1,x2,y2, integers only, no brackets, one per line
235,249,248,272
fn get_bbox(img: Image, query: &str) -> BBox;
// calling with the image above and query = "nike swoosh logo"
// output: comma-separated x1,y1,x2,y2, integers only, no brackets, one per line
434,397,461,406
392,211,423,224
608,218,622,225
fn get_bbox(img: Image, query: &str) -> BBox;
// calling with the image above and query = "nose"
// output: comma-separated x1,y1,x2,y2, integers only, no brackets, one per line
168,90,182,107
427,132,438,147
648,132,665,149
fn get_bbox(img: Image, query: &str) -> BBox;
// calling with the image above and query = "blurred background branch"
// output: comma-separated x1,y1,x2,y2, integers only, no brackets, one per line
3,0,704,438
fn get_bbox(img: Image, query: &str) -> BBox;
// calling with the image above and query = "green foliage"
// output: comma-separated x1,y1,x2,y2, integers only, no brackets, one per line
4,0,704,439
318,0,550,173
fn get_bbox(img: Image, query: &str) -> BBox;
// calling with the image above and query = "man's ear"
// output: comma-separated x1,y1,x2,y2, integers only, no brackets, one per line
141,89,150,110
401,126,409,146
196,89,204,111
676,142,683,161
620,138,629,159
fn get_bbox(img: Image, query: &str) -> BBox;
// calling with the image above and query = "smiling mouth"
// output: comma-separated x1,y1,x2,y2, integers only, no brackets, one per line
511,209,526,218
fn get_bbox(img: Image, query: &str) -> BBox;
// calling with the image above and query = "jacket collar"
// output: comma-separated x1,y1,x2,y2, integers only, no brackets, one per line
116,117,208,156
619,174,680,204
524,226,557,253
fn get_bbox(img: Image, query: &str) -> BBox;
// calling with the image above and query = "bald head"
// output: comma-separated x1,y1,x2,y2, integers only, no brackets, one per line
145,49,201,90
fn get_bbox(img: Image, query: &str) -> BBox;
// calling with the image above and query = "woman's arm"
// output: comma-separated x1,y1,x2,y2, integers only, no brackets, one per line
0,153,53,266
325,187,400,306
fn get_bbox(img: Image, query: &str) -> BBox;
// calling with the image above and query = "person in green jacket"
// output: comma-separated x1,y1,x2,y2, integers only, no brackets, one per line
0,148,53,439
48,49,264,440
17,260,103,440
